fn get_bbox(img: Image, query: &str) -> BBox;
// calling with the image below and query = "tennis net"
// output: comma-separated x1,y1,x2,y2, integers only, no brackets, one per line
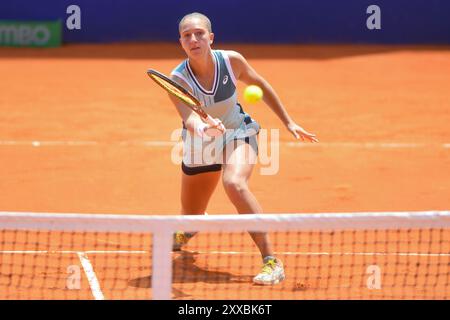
0,211,449,299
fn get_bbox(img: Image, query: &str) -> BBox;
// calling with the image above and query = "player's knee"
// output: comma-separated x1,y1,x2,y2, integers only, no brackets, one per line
222,177,248,197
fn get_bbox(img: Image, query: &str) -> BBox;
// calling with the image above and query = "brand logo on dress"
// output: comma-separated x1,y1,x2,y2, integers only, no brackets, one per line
223,75,229,85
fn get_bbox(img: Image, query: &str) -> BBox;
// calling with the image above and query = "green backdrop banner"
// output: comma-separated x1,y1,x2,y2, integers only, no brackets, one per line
0,20,61,47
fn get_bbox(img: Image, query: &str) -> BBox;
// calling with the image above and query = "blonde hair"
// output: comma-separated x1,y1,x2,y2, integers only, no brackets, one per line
179,12,212,33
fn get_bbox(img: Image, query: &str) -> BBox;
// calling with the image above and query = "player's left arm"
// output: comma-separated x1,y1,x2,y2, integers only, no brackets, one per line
227,50,318,142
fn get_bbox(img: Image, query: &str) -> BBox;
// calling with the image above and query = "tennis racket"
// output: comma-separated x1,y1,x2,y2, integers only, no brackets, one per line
147,69,221,129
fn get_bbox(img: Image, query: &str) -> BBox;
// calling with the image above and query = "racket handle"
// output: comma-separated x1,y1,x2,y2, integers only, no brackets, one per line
204,115,225,134
204,114,219,127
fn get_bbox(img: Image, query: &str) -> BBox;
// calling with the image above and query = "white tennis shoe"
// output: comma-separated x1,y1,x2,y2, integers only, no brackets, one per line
253,256,285,285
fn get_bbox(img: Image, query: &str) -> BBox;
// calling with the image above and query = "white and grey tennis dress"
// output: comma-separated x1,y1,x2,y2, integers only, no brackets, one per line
171,50,260,175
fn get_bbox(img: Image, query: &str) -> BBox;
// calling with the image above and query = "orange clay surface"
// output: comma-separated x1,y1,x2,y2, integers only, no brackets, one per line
0,44,449,299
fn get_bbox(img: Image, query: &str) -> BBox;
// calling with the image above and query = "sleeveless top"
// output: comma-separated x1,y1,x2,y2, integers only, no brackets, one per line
170,50,248,130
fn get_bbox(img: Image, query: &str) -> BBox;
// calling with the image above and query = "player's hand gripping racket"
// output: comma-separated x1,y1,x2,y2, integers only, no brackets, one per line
147,69,225,136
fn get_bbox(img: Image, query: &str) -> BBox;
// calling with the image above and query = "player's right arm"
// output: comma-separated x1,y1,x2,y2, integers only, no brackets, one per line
168,75,203,134
169,75,224,137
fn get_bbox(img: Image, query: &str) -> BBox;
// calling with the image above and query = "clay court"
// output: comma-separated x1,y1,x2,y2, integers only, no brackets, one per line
0,44,449,299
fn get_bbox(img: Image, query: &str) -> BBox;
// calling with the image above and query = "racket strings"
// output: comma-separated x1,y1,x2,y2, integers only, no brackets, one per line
151,76,199,107
148,70,209,121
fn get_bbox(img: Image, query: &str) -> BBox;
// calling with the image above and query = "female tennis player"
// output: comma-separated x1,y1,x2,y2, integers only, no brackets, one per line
170,12,318,285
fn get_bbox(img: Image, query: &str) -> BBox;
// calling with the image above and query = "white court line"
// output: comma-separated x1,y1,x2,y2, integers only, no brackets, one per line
0,140,449,149
77,252,105,300
285,142,450,149
0,141,100,147
0,249,447,257
185,250,450,257
0,250,147,254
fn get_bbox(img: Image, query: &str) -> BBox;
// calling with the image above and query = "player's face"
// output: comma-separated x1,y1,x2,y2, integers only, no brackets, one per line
179,18,214,58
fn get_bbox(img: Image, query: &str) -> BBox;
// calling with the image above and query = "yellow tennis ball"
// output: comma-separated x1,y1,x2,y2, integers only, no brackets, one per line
243,85,263,104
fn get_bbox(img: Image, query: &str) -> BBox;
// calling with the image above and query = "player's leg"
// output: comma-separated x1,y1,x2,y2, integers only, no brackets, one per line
222,138,284,285
181,165,221,215
222,139,271,255
173,164,222,251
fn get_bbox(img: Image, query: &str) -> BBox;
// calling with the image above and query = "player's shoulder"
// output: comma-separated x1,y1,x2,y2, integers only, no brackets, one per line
170,70,193,92
219,50,246,62
170,59,192,87
219,50,248,77
171,59,188,75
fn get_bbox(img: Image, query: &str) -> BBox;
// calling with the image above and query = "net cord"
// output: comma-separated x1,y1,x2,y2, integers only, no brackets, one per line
0,211,449,233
